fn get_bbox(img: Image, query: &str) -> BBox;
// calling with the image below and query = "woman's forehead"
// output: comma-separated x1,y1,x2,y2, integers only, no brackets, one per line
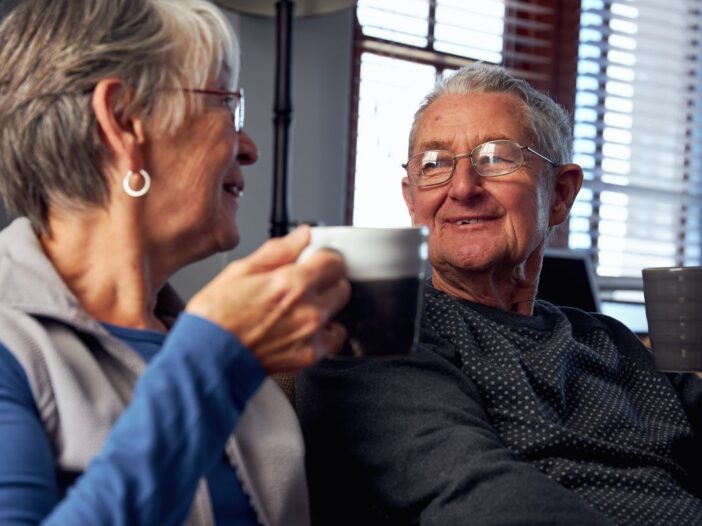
203,66,232,88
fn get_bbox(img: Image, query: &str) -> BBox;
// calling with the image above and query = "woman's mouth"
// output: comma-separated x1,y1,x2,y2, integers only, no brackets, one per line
223,183,244,198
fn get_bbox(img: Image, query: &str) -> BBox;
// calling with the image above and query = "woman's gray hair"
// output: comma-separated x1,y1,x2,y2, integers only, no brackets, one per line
0,0,239,232
408,63,573,167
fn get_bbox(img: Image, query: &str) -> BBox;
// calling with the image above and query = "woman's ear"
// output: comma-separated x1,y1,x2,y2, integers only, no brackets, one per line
549,163,584,227
92,78,146,171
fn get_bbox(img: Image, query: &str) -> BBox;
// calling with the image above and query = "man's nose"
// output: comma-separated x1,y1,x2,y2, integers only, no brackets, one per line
447,155,483,199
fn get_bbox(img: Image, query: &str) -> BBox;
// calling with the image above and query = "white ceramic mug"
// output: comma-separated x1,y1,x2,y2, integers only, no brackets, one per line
300,226,428,358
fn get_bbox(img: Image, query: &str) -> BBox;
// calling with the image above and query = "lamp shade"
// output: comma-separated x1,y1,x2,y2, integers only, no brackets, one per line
215,0,356,18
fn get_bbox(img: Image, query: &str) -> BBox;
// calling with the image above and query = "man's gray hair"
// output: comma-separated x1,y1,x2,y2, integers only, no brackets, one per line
0,0,239,232
408,63,573,167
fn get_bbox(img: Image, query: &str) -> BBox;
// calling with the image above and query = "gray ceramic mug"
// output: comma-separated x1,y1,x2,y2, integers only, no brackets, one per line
642,266,702,371
299,226,428,358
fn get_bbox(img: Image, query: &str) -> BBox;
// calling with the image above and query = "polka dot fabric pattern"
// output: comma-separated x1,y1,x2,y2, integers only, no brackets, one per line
424,285,702,526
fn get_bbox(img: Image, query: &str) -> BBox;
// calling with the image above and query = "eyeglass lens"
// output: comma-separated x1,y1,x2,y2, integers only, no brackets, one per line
231,88,244,132
179,88,245,132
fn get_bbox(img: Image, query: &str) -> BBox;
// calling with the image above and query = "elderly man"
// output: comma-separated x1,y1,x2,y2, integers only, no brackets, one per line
296,64,702,525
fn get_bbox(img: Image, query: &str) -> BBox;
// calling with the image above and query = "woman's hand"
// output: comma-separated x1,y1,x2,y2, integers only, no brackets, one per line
186,226,350,373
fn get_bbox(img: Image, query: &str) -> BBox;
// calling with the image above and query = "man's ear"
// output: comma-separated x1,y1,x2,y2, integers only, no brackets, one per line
549,163,583,227
92,78,147,172
402,177,416,224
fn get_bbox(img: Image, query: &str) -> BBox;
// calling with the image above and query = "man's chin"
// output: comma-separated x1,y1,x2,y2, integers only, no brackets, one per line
434,259,492,276
431,243,497,274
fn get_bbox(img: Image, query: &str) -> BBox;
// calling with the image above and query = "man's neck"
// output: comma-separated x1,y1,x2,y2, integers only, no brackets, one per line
430,254,543,316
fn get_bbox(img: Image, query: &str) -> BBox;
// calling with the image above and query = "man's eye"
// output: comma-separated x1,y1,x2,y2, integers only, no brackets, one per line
477,154,509,165
421,156,451,172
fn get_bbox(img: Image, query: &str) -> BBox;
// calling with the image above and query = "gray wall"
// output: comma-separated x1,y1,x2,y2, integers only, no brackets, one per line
172,8,354,299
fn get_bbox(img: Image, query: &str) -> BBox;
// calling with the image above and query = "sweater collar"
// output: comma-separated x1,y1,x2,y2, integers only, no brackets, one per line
0,217,184,331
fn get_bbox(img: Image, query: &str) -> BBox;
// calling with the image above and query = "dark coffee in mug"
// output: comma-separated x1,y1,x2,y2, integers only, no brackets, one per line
336,276,422,357
299,226,428,358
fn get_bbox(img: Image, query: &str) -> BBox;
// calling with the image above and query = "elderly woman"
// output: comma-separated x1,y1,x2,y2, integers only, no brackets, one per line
0,0,349,524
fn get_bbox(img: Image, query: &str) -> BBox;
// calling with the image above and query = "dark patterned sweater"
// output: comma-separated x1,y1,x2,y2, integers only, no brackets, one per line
297,283,702,525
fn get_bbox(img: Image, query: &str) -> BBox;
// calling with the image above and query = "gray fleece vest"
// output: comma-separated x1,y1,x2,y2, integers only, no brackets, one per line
0,218,309,525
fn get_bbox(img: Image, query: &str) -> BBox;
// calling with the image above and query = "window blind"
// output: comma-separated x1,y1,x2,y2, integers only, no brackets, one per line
357,0,506,62
571,0,702,307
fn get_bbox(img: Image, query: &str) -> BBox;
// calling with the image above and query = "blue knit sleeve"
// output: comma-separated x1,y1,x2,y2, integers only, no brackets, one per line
0,313,266,525
0,343,60,524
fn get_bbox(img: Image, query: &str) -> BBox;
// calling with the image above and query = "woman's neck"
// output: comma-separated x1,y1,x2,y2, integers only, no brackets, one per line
40,207,168,332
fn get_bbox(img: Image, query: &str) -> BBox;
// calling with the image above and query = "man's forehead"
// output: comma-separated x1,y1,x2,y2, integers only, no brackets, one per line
416,134,515,151
413,93,532,152
430,90,523,109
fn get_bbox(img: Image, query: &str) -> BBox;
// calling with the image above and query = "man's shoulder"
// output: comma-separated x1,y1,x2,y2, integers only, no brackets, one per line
550,302,643,343
297,340,463,392
295,334,476,427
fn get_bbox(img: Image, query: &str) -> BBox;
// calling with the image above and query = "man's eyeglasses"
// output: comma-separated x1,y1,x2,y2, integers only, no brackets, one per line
181,88,245,132
403,139,557,187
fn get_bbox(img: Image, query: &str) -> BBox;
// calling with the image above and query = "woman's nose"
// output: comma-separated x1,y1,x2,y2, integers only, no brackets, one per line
237,130,259,165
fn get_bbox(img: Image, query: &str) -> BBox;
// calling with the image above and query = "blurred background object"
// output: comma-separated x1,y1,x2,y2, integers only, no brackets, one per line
219,0,356,238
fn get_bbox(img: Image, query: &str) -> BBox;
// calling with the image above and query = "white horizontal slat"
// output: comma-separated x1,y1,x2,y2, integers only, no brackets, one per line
576,88,698,111
357,0,429,47
579,178,701,206
583,1,701,26
578,57,698,82
576,72,698,98
435,4,506,30
503,0,555,16
439,0,506,17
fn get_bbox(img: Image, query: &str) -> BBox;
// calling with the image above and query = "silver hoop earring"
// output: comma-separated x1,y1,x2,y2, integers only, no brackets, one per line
122,169,151,197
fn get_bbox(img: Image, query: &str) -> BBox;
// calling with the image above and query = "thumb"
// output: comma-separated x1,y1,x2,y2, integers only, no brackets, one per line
245,225,311,273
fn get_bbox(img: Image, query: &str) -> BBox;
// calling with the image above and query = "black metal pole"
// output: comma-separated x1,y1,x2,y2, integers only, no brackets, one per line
269,0,294,238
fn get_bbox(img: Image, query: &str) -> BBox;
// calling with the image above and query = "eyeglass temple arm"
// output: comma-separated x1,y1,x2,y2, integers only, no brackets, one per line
525,146,558,166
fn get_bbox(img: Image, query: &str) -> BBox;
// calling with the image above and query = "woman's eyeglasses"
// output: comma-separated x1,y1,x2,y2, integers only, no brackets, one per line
181,88,245,132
